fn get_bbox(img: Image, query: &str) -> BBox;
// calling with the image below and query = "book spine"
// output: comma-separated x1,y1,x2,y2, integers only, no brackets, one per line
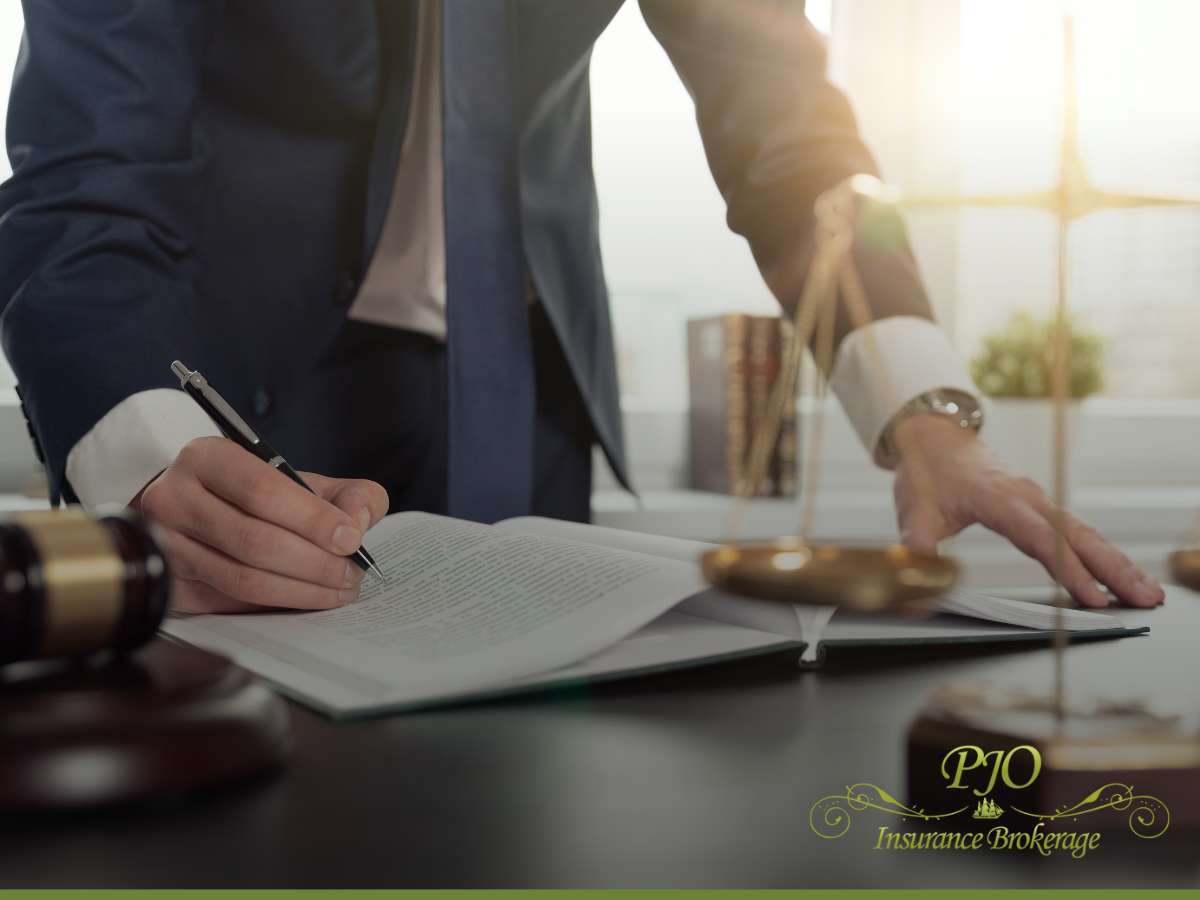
777,319,799,498
690,315,794,497
688,315,748,494
724,315,749,495
687,318,718,492
747,315,774,497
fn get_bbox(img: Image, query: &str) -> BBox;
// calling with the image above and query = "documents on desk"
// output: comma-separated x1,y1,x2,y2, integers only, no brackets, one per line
164,513,1150,718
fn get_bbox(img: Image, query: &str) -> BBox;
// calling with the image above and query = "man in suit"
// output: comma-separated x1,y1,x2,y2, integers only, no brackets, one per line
0,1,1163,613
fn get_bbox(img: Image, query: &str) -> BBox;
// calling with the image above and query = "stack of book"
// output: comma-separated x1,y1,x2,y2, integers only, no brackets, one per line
687,314,798,497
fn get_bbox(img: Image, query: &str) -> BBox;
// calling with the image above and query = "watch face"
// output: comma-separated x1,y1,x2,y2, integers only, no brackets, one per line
878,391,984,468
929,390,983,426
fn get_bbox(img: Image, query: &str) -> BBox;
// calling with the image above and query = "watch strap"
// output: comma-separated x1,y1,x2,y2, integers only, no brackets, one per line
876,389,984,468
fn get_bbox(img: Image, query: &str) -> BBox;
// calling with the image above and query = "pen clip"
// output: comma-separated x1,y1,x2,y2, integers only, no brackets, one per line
171,360,263,447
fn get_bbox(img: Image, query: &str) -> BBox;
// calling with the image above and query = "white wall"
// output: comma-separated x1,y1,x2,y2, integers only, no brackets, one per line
590,3,781,408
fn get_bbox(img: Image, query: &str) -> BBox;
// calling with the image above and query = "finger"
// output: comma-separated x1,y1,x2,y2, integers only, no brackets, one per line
183,439,364,557
898,501,950,556
301,472,389,532
169,477,364,591
976,498,1111,608
1058,513,1164,608
167,529,360,610
170,578,261,615
1020,490,1165,608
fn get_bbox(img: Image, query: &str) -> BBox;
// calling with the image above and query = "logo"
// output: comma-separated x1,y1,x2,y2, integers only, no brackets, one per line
808,743,1171,859
943,743,1039,796
971,798,1003,820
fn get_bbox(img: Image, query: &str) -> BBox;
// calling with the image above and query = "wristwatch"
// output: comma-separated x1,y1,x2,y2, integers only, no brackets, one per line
876,389,984,468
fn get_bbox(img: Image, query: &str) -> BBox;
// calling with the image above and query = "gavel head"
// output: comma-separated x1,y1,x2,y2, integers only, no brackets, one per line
0,509,170,665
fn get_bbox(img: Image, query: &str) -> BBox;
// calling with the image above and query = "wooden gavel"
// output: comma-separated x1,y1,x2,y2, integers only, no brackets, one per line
0,509,170,665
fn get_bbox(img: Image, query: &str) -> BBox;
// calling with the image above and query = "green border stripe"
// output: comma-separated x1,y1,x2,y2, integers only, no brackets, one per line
3,891,1200,899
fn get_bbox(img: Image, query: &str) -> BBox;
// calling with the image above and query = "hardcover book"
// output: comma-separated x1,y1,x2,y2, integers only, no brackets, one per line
164,513,1151,719
687,314,798,496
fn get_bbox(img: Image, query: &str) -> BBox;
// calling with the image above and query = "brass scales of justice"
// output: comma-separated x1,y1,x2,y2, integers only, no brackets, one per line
700,17,1200,827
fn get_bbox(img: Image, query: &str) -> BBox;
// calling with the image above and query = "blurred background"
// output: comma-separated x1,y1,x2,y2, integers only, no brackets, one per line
5,1,1198,399
590,0,1200,405
1,0,1199,584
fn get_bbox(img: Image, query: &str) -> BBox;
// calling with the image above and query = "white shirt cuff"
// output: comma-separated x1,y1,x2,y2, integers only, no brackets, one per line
828,316,984,468
65,388,221,511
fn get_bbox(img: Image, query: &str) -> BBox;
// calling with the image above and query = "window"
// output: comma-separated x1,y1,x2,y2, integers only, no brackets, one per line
595,0,1200,402
954,0,1200,397
836,0,1200,398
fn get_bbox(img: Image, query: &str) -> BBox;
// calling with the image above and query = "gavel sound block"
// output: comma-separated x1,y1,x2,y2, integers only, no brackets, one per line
906,686,1200,834
1,509,290,811
0,638,291,811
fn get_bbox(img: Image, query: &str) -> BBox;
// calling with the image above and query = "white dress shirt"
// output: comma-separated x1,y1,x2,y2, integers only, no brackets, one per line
347,0,447,338
65,2,981,510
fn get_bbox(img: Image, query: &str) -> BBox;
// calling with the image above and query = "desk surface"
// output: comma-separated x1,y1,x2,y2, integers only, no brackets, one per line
5,590,1200,889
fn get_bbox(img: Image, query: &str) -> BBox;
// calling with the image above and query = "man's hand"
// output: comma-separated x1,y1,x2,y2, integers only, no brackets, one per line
136,437,389,613
892,415,1164,608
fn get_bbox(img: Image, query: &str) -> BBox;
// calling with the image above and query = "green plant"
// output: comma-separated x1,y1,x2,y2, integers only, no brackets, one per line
969,310,1105,399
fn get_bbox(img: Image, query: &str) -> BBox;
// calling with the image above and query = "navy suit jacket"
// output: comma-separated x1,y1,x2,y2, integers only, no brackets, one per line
0,0,932,504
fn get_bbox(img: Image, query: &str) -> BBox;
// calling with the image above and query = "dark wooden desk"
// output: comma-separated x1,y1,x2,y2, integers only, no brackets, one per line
4,591,1200,888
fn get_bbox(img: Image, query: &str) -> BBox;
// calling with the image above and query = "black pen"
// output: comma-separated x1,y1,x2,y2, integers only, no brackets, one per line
170,360,386,584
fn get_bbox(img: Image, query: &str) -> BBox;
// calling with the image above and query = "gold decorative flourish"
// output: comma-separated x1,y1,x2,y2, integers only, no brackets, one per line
808,783,968,839
1010,783,1171,839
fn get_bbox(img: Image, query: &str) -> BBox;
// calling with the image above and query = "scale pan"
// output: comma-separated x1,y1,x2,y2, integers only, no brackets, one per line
700,540,959,614
1167,549,1200,592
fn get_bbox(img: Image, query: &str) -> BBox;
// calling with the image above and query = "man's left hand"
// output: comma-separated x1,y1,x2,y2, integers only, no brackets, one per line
891,414,1165,608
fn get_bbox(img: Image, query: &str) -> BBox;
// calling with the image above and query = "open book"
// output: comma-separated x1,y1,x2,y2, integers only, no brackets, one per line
163,513,1150,718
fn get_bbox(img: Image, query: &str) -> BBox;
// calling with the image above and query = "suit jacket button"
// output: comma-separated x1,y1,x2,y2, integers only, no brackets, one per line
335,271,358,306
253,387,273,417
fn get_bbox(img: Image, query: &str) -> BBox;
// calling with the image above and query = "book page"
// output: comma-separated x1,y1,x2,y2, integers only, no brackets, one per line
497,516,806,638
937,588,1125,631
513,609,799,693
495,518,1131,643
165,512,712,713
819,611,1141,651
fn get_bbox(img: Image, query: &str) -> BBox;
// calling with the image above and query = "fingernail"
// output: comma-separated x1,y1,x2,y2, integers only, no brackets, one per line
342,563,360,588
338,587,359,605
333,525,363,554
357,507,371,532
1137,580,1164,605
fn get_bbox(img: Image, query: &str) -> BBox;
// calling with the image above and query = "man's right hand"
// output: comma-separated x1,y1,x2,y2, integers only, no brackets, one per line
136,437,389,614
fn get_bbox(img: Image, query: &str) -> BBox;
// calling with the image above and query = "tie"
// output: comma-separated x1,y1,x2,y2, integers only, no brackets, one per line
442,0,535,522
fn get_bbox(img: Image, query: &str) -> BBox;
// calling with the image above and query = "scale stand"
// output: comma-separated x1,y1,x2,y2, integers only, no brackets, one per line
905,16,1200,833
907,684,1199,833
701,15,1200,836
